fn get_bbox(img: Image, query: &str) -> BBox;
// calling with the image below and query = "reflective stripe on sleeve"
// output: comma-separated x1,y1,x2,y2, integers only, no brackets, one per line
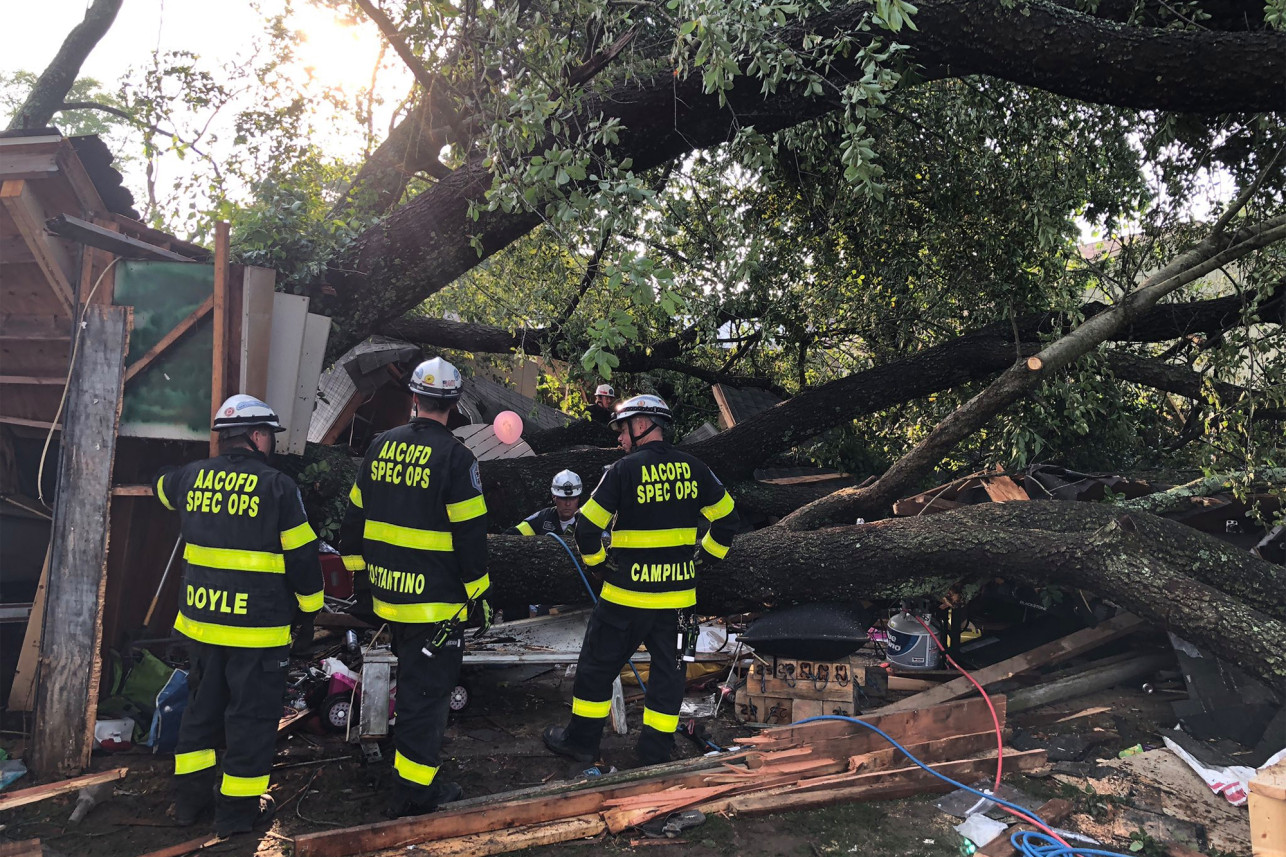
701,490,735,521
156,475,174,510
342,554,365,571
701,530,731,559
296,590,324,612
394,751,438,786
184,544,285,574
349,483,363,508
446,494,487,523
280,522,317,551
220,773,269,797
463,574,490,600
516,521,536,536
610,527,697,549
579,498,612,529
572,697,612,719
643,707,680,733
174,613,291,648
581,545,607,566
371,598,465,624
365,520,453,551
174,749,216,775
599,582,696,610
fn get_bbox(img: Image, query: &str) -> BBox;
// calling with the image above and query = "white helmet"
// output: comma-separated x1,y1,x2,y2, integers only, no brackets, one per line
609,394,672,430
595,384,615,398
408,357,463,400
551,469,582,498
212,394,284,432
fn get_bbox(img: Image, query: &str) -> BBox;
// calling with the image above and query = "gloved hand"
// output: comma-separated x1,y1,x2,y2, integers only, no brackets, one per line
473,599,493,637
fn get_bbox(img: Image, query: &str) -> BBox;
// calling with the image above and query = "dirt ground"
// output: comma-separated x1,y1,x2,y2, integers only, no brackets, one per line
0,665,1255,857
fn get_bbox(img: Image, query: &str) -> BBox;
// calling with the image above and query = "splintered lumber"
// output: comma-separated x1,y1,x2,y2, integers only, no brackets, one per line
976,798,1074,857
134,836,220,857
879,613,1146,712
0,840,42,857
1250,758,1286,857
0,767,128,811
370,815,604,857
1006,651,1173,713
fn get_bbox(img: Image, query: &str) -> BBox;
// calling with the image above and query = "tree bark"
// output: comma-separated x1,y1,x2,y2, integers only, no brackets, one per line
484,502,1286,684
320,0,1286,350
6,0,123,131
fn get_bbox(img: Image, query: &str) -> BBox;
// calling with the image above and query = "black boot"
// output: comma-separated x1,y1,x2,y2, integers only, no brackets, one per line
543,725,596,764
214,793,275,838
168,771,216,826
383,780,463,818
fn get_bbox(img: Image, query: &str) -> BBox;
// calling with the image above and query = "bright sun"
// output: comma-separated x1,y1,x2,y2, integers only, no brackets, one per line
288,4,388,94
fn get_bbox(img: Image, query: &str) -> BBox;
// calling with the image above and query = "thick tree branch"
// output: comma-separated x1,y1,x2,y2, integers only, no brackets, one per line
7,0,123,130
1104,350,1286,422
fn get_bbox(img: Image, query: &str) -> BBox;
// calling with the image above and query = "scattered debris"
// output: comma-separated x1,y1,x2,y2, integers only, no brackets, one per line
0,767,127,812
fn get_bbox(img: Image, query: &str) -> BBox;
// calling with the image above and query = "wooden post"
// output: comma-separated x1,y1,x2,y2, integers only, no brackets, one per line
1250,759,1286,857
29,303,130,778
209,221,230,455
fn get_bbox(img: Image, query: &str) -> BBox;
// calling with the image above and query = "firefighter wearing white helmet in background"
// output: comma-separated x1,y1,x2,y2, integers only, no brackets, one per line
586,383,617,424
338,356,489,817
155,394,324,836
544,394,740,767
502,469,583,618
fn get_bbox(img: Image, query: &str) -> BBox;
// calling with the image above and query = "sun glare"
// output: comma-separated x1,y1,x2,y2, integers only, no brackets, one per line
289,5,386,94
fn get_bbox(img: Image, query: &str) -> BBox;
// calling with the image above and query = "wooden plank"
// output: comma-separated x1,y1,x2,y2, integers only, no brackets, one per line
0,414,61,431
982,475,1030,503
209,221,229,456
55,141,107,218
238,266,275,399
0,179,75,315
1006,651,1173,713
0,375,66,385
124,295,213,382
370,815,605,857
977,798,1074,857
7,544,50,711
0,148,59,179
134,835,220,857
110,484,156,496
0,314,70,340
749,693,1007,747
0,839,42,857
0,767,128,811
878,613,1147,712
45,214,193,262
110,214,210,260
29,304,130,777
284,312,330,455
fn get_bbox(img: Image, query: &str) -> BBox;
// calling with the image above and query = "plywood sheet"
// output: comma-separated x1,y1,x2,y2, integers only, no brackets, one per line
265,292,309,439
238,266,275,399
283,312,330,455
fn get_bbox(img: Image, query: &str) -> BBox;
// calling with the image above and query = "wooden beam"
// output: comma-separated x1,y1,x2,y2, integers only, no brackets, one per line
878,613,1147,712
1250,759,1286,857
0,767,128,811
29,304,130,778
0,314,70,340
209,221,229,455
55,140,107,218
0,415,61,431
46,214,194,262
0,149,59,180
0,376,66,385
7,545,50,711
110,214,210,261
0,179,75,315
0,838,42,857
124,295,213,383
110,484,155,496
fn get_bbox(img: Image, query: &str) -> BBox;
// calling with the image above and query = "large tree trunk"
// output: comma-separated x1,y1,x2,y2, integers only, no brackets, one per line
6,0,123,130
483,502,1286,684
319,0,1286,351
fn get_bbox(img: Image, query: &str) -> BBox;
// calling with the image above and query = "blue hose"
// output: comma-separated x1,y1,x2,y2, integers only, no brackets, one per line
546,532,647,692
792,715,1129,857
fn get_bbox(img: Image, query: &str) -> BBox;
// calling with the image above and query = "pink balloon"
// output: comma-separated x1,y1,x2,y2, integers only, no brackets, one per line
493,410,524,444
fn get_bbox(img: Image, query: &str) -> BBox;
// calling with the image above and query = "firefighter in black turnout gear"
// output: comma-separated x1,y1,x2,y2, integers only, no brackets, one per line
157,394,324,837
544,395,739,766
339,357,490,817
504,469,582,537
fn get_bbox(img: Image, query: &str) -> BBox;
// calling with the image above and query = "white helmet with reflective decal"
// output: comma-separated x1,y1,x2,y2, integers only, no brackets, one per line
408,356,463,400
595,384,615,398
608,394,672,430
551,469,582,498
212,394,285,432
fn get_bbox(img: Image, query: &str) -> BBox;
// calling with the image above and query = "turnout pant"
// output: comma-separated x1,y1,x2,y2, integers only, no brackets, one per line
172,642,288,818
390,622,464,802
565,600,684,765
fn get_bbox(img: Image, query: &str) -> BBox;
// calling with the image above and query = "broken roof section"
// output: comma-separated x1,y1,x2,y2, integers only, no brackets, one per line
711,383,783,429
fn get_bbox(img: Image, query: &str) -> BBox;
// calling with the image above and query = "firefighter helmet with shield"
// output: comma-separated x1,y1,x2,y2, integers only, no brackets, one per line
594,384,615,398
551,469,582,498
608,394,672,430
408,357,463,400
212,394,285,432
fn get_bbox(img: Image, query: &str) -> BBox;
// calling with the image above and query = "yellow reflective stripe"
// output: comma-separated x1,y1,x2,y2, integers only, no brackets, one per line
701,530,730,559
463,574,490,600
221,773,269,797
280,522,317,551
349,483,363,508
643,707,680,733
342,554,365,571
174,749,216,775
516,521,536,536
572,697,612,719
174,613,291,648
296,589,324,612
371,597,464,624
184,544,285,574
581,545,607,567
394,751,439,786
599,582,696,610
701,490,735,522
611,528,697,549
156,475,174,510
446,494,487,523
580,498,612,529
365,520,453,551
